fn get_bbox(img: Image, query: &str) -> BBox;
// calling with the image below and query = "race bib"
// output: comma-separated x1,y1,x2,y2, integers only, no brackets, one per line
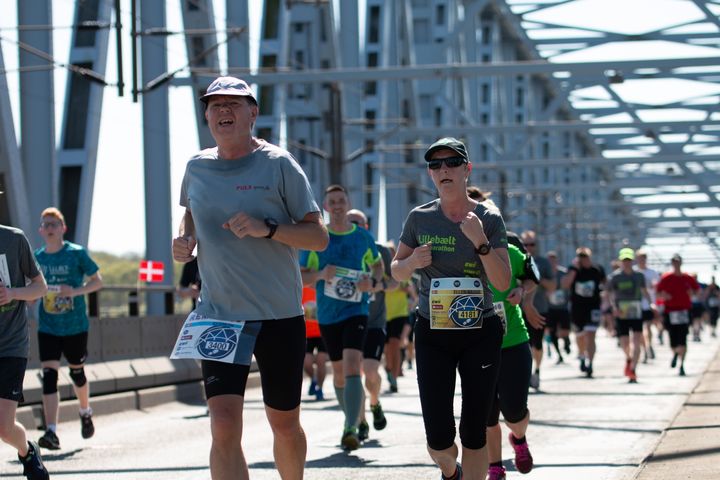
324,267,363,303
669,310,689,325
429,277,485,330
170,312,261,365
493,302,507,335
709,297,719,308
575,280,595,298
617,300,642,320
590,309,602,324
43,285,73,315
549,289,567,306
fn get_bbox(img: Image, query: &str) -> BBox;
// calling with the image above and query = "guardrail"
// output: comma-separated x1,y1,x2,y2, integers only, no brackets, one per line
87,284,192,317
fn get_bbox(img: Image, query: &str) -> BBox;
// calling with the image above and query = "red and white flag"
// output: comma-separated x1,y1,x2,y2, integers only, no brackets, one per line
139,260,165,282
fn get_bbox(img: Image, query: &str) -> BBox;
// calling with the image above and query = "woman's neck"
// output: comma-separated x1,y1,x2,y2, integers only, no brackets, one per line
439,194,475,222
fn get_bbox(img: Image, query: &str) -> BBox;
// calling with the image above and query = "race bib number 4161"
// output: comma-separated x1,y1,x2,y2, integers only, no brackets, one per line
429,277,485,329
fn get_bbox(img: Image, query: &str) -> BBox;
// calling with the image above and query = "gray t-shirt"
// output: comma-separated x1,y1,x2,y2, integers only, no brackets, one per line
532,255,553,314
180,142,320,321
368,243,392,329
399,199,508,319
0,225,41,358
607,269,646,303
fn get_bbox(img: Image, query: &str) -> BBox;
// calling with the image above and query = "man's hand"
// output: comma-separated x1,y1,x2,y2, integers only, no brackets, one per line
523,302,546,329
0,285,14,306
172,235,197,263
223,212,267,239
320,265,337,282
357,274,373,292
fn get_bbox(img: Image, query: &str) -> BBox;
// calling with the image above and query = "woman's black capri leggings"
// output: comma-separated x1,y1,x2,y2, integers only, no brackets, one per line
414,313,503,450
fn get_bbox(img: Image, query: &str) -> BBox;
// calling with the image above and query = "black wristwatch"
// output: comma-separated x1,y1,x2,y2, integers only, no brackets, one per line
264,218,279,239
475,242,491,256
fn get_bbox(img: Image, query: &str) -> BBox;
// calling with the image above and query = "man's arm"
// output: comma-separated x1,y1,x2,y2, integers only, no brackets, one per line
561,268,577,290
0,273,47,305
173,209,197,263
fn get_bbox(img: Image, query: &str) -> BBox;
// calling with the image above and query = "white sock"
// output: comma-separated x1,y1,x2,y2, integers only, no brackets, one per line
47,424,56,433
79,407,92,416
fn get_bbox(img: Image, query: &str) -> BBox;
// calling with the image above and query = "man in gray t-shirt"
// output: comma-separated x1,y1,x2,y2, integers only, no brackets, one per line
0,223,49,478
172,76,328,479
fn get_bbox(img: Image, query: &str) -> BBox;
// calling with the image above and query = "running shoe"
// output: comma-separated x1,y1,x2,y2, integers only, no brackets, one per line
671,353,678,369
564,340,571,355
487,465,506,480
508,433,534,474
341,426,360,451
440,463,463,480
679,365,686,376
555,356,564,365
80,412,95,439
37,430,60,450
624,358,632,377
358,420,369,441
658,332,664,345
315,388,325,401
579,358,587,373
371,402,387,430
585,363,593,378
308,379,317,396
18,441,49,480
628,370,638,383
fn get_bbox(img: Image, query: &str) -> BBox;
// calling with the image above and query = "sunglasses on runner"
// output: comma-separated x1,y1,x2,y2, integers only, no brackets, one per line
427,156,467,170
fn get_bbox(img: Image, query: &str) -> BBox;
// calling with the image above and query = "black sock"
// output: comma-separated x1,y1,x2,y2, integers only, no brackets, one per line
511,434,527,445
490,461,503,468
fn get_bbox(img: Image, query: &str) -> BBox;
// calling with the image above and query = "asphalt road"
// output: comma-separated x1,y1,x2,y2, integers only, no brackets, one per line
1,330,718,479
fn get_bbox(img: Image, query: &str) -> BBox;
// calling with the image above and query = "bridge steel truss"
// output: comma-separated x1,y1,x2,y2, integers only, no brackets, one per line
2,0,719,297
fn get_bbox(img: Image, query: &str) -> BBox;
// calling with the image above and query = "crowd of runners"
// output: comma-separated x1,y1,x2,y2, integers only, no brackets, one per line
1,75,718,480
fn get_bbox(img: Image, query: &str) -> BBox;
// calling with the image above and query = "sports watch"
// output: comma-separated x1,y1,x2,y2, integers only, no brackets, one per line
475,242,491,256
264,218,279,239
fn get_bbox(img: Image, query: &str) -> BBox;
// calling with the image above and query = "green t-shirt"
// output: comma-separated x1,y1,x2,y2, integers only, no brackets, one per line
489,244,529,349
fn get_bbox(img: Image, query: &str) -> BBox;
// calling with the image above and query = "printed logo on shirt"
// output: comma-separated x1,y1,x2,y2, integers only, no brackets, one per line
236,184,270,191
418,234,457,253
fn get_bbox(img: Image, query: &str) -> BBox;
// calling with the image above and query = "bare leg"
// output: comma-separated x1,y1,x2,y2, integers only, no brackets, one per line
266,405,306,480
208,395,247,480
0,398,30,456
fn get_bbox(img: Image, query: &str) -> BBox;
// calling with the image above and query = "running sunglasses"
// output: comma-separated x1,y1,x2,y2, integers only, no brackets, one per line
427,156,467,170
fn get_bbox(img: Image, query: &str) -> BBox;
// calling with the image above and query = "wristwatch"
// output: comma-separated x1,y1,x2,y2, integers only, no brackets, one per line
475,242,491,256
264,218,279,239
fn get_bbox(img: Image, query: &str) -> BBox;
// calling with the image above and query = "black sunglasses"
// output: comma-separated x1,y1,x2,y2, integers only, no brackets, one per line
427,156,467,170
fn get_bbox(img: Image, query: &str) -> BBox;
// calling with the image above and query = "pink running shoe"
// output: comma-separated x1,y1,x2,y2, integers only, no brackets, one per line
508,433,534,474
487,465,506,480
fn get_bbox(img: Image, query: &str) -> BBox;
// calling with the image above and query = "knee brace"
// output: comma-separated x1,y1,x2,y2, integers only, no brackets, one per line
69,367,87,387
42,368,59,395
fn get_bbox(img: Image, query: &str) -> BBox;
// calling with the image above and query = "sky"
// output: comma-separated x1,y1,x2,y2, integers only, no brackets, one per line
1,0,719,281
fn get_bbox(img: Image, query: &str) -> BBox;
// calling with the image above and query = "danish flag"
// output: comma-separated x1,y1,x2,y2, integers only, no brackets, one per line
139,260,165,282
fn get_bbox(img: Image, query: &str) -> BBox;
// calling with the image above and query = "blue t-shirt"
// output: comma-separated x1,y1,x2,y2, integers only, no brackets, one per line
300,224,380,325
35,241,99,336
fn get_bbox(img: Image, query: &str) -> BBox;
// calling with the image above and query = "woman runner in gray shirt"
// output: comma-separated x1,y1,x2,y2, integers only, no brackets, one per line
391,137,510,480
